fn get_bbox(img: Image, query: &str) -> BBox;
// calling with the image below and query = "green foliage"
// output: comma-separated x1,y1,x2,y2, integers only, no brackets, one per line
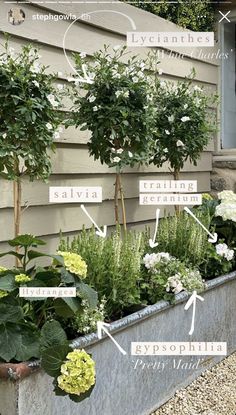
150,68,218,175
199,241,234,279
0,41,62,181
59,227,146,318
156,210,211,267
66,45,156,170
123,0,215,32
0,235,97,362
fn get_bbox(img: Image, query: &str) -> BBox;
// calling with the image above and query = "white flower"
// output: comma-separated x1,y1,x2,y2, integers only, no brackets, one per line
113,45,121,51
194,85,202,92
47,94,59,108
88,95,96,103
115,91,122,98
181,116,190,122
30,62,41,74
116,149,123,154
132,76,139,83
183,104,188,110
123,91,129,98
143,252,171,270
2,133,7,139
93,106,98,111
218,191,236,203
168,115,175,123
32,80,39,88
176,140,184,147
158,68,163,75
163,148,168,153
128,151,133,158
111,148,116,153
54,132,60,139
166,276,184,294
216,243,228,256
225,249,234,261
165,130,170,135
46,123,53,130
113,156,121,163
80,52,87,58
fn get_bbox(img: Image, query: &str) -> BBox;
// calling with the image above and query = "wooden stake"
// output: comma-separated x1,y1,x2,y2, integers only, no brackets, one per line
117,172,127,231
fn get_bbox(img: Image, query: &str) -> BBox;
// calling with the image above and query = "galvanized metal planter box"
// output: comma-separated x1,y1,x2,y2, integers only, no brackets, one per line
1,272,236,415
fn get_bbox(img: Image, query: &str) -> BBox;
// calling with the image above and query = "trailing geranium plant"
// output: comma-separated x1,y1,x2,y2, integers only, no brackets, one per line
0,234,97,401
0,40,63,246
66,45,157,229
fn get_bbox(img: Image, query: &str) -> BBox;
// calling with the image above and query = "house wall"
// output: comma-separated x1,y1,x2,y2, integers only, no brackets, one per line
0,1,218,263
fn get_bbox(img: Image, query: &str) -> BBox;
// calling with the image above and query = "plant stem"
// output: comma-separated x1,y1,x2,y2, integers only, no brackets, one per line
13,160,22,266
117,172,127,231
114,172,120,225
173,169,180,215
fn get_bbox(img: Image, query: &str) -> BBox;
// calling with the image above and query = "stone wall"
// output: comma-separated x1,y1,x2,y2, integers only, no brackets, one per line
211,160,236,195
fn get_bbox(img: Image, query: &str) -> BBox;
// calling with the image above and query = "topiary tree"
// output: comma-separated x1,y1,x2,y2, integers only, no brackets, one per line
0,41,62,251
150,69,218,212
66,45,156,229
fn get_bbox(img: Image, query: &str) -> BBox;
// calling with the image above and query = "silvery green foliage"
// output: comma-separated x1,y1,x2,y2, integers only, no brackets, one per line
0,42,62,181
67,45,157,170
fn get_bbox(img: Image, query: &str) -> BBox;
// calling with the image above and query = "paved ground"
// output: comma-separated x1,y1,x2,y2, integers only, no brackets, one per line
153,352,236,415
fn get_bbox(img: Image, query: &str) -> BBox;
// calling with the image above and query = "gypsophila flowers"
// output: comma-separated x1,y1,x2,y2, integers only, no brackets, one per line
57,251,87,278
57,349,95,396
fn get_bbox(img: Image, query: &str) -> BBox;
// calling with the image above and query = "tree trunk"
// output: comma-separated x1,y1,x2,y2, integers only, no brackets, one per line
114,173,120,226
173,169,180,215
117,172,127,232
13,172,22,267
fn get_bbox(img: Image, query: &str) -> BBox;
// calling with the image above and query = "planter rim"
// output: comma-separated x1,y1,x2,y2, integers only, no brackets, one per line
1,271,235,380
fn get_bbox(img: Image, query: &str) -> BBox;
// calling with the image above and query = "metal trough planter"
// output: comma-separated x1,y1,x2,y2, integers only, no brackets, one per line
1,272,236,415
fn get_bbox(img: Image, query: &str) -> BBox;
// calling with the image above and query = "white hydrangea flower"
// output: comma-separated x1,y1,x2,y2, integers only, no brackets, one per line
181,116,190,122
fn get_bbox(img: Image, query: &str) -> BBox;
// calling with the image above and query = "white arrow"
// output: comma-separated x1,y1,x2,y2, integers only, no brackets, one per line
184,291,204,336
97,321,127,355
184,207,218,243
81,205,107,238
149,208,160,248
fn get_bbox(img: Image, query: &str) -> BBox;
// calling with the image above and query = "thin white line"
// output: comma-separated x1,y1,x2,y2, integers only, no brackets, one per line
4,1,233,3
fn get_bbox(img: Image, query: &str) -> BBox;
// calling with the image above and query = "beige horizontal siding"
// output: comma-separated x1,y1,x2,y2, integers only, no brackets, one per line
0,2,216,250
0,171,210,209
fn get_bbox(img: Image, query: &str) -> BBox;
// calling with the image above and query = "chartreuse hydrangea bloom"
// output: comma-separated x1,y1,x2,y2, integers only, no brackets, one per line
57,251,87,278
57,349,95,396
0,266,8,273
0,290,8,298
15,274,31,283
